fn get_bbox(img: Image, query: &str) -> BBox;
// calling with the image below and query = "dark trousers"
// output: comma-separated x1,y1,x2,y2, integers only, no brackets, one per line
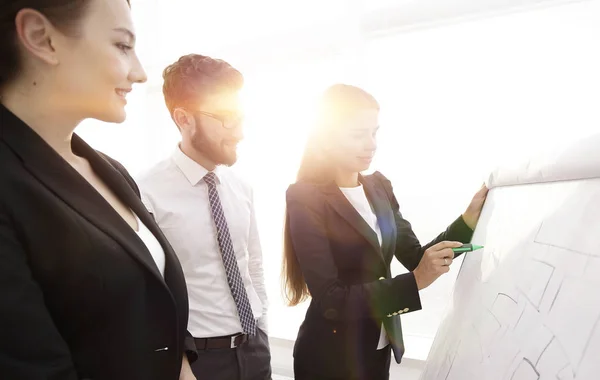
191,328,272,380
294,345,391,380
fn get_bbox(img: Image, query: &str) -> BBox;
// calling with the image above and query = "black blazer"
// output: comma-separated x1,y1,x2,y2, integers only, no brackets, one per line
0,104,196,380
286,171,473,378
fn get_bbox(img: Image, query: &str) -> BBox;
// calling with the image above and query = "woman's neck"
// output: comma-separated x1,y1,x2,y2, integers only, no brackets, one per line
335,170,360,188
1,79,81,160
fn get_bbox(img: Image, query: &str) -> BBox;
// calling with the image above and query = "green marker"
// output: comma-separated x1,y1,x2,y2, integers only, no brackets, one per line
452,244,484,254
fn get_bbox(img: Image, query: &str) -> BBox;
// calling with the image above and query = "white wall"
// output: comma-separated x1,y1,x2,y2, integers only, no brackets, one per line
76,0,600,361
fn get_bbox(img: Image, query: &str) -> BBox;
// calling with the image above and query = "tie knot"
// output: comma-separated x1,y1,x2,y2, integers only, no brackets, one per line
203,172,217,187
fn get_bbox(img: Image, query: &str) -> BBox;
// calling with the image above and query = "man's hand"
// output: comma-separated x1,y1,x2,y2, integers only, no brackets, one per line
413,241,463,290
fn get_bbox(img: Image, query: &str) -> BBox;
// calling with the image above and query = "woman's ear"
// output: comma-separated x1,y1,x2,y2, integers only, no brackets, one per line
14,9,60,67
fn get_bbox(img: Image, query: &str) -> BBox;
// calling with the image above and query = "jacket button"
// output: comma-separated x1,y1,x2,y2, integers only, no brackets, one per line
324,309,338,320
379,277,385,280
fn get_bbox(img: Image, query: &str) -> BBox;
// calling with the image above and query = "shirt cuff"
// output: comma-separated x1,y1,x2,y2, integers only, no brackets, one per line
257,314,269,334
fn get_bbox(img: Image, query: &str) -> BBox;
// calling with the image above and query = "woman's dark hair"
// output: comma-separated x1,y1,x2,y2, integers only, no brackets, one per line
0,0,129,89
281,84,380,306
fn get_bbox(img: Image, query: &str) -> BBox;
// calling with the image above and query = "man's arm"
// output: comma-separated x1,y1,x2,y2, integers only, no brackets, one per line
247,188,269,332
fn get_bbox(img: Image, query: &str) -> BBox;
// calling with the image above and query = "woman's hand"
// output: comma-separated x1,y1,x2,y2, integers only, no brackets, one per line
462,184,489,230
413,241,463,290
180,355,196,380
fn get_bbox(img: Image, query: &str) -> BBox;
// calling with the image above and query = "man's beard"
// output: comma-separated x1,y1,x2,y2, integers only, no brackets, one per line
191,119,238,167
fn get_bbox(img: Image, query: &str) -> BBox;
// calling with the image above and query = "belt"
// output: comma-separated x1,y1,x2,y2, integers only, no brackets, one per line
194,333,248,350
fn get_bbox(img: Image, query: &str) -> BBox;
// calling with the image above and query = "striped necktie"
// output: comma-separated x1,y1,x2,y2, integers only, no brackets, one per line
204,172,256,335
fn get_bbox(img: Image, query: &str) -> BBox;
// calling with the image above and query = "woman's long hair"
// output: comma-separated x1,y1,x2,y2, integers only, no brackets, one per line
282,84,380,306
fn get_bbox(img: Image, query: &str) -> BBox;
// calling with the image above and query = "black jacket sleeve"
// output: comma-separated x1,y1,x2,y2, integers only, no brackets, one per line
373,171,474,272
0,202,79,379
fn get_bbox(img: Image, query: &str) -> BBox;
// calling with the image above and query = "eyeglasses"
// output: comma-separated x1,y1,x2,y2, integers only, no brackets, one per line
197,110,244,129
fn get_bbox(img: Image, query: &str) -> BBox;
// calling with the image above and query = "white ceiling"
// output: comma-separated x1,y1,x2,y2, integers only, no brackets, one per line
361,0,586,35
134,0,587,82
135,0,583,48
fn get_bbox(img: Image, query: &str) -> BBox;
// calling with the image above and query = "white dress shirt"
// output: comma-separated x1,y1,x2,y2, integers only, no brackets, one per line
138,147,268,338
339,184,389,350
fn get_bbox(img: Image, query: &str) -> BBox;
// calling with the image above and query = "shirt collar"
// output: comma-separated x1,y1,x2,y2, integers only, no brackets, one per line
172,145,222,186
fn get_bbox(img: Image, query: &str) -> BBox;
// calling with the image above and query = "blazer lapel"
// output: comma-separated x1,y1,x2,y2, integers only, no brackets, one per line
74,137,166,281
321,182,382,257
80,138,187,316
85,145,183,289
1,106,164,283
361,174,397,263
